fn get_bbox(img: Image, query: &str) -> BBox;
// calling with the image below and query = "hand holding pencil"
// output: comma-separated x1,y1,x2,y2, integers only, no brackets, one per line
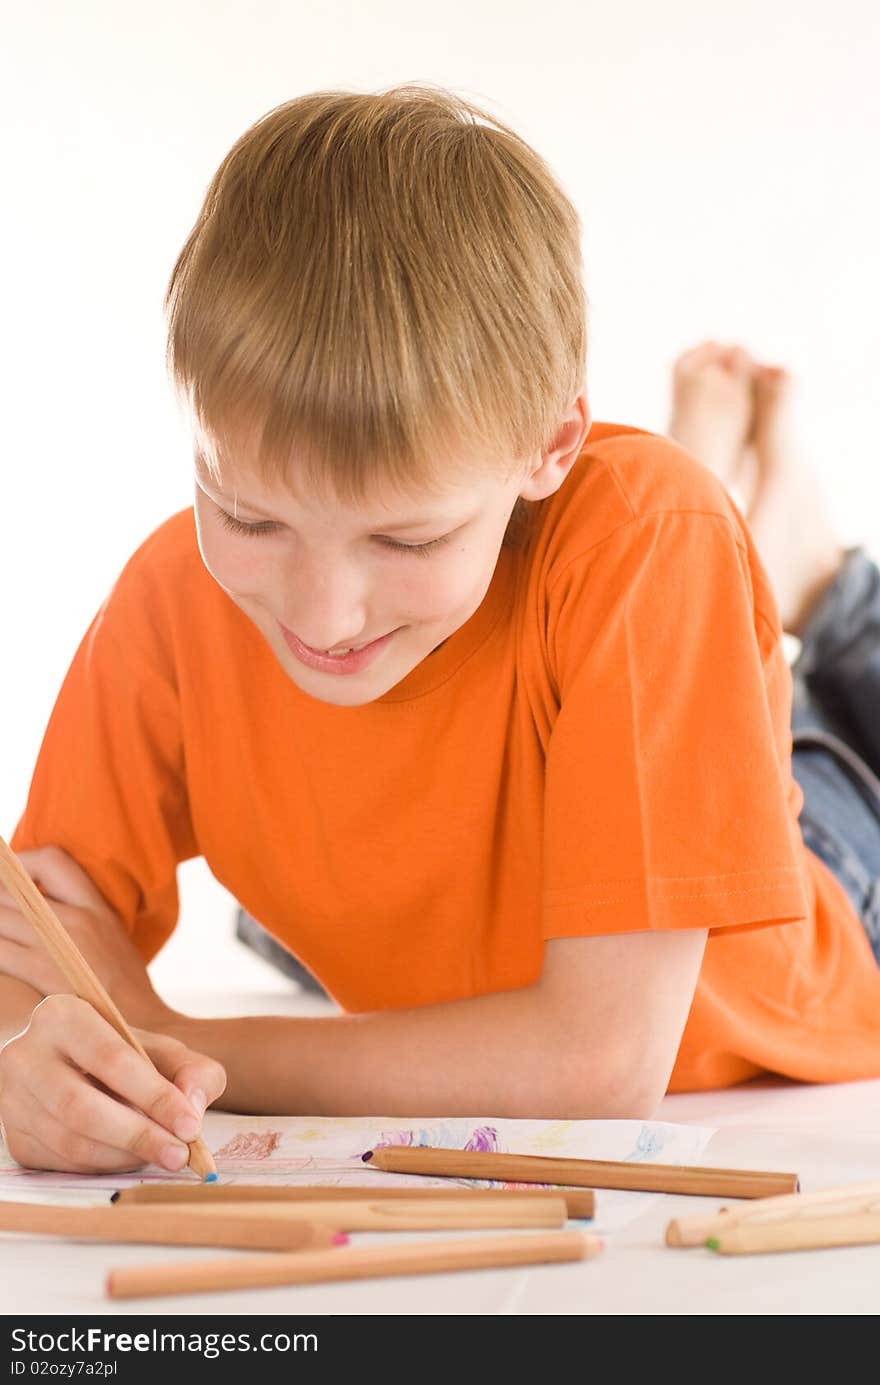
0,836,222,1180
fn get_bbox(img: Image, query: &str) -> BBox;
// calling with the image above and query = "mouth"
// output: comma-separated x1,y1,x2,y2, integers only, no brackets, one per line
279,622,400,674
303,634,388,655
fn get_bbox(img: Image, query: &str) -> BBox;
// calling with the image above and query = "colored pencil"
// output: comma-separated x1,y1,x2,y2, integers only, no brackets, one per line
147,1195,568,1231
667,1179,880,1246
111,1182,595,1217
363,1145,799,1198
0,1200,340,1250
707,1211,880,1255
106,1228,602,1299
0,834,215,1180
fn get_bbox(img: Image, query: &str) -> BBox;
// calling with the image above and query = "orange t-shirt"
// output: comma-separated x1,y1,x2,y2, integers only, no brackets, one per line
11,423,880,1090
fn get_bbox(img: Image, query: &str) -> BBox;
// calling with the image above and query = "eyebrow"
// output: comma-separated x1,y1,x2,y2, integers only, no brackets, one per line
195,467,459,532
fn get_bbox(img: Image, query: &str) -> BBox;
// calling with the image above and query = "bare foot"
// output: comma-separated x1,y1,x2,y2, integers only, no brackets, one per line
745,365,847,636
668,341,756,493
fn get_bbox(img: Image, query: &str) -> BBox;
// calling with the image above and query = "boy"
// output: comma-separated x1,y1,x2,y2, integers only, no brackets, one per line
1,86,878,1176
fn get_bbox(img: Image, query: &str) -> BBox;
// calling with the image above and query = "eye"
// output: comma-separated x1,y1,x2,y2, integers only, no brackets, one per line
217,510,278,537
375,535,451,558
217,506,451,556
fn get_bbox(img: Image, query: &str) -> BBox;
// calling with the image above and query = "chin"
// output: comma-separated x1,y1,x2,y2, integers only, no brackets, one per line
286,665,401,707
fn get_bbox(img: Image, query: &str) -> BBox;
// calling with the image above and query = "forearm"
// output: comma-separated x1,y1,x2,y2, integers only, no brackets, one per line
168,982,638,1120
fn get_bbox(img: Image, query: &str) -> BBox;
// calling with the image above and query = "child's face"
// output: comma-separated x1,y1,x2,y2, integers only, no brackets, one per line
193,447,535,707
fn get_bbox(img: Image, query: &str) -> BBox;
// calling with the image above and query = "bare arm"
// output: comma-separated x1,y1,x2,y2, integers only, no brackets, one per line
0,844,708,1166
166,928,709,1119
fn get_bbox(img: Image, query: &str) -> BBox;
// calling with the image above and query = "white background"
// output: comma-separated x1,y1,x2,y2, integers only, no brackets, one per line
2,0,878,997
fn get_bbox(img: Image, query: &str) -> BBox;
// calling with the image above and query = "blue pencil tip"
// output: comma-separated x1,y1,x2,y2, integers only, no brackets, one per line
361,1150,374,1163
204,1172,218,1183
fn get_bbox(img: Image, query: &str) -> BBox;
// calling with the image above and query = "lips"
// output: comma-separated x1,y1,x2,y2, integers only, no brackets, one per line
279,622,398,676
305,635,384,654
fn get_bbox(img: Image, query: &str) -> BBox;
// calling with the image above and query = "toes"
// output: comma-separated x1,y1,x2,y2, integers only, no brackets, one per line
672,340,723,377
723,345,755,375
751,367,794,446
755,364,791,402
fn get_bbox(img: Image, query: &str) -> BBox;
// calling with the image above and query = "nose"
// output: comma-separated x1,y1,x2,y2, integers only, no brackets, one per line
281,550,370,652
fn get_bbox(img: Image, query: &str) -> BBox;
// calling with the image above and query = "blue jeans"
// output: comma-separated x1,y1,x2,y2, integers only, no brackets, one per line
790,547,880,962
234,547,880,983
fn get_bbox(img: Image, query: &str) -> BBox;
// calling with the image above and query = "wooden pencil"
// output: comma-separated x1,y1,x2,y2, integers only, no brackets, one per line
0,835,215,1181
112,1183,596,1217
106,1228,602,1299
707,1211,880,1255
363,1145,799,1199
151,1195,568,1231
0,1200,341,1251
667,1179,880,1246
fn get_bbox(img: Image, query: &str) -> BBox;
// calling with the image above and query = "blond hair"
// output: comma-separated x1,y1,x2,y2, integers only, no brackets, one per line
164,84,587,542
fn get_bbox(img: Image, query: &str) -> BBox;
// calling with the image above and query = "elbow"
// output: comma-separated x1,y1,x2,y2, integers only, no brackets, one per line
501,1069,667,1121
531,1055,671,1122
551,1082,665,1122
590,1080,667,1121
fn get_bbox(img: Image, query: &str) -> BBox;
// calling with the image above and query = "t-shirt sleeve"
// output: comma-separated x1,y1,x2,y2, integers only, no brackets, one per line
9,557,198,963
541,509,808,939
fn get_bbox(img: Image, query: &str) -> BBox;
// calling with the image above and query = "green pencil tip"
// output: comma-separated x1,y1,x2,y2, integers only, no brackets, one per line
705,1237,720,1251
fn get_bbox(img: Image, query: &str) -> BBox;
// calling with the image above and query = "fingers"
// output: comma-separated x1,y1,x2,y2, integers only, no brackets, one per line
0,995,210,1175
0,901,77,993
0,906,36,944
21,1060,193,1172
1,846,114,920
0,935,60,995
140,1031,227,1112
38,1000,206,1141
0,1086,152,1175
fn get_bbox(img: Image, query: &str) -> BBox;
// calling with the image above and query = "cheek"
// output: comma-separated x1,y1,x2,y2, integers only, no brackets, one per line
194,516,268,598
408,549,489,621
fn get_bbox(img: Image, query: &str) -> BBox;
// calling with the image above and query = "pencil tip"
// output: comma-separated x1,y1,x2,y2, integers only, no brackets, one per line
109,1191,119,1203
332,1232,349,1246
361,1150,374,1163
204,1172,218,1183
705,1237,720,1251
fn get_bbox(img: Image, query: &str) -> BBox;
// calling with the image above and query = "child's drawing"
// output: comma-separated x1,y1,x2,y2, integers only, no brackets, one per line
366,1123,500,1157
0,1114,717,1233
214,1131,282,1161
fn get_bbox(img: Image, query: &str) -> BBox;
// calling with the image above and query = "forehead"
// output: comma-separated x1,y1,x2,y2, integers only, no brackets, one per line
193,438,504,523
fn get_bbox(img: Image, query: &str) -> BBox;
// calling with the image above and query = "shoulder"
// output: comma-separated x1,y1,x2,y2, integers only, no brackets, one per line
95,508,221,660
112,507,203,590
527,420,780,644
107,508,214,606
535,421,748,565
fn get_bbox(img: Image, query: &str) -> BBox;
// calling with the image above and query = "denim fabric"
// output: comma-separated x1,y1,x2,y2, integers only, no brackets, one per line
790,548,880,963
792,547,880,779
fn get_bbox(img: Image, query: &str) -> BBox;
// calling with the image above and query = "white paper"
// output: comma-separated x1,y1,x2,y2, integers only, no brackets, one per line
0,1113,716,1232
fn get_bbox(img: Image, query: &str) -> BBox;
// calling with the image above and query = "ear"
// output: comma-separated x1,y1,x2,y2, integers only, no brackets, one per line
518,389,592,502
